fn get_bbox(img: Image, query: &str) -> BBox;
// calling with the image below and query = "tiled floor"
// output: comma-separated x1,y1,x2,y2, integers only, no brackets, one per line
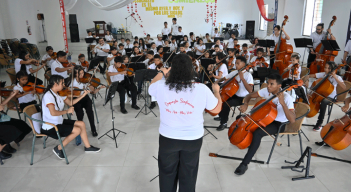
1,42,351,192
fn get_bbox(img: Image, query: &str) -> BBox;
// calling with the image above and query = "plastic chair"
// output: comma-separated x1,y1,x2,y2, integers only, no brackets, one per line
23,104,69,165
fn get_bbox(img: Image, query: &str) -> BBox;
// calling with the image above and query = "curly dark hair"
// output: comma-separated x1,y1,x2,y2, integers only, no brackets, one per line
166,53,195,93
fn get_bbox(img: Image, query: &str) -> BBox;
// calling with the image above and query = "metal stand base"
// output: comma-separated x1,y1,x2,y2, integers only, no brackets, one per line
281,146,315,181
208,153,265,164
203,126,224,139
150,156,159,182
135,82,157,118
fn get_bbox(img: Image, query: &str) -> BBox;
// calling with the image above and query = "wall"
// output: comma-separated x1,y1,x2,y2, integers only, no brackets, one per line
0,8,5,39
65,0,255,39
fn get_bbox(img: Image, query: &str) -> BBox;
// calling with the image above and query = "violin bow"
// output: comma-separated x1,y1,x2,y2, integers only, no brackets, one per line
71,66,74,108
86,63,101,89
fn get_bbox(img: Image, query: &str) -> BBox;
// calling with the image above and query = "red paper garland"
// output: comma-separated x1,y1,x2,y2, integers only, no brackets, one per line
257,0,274,22
127,3,146,35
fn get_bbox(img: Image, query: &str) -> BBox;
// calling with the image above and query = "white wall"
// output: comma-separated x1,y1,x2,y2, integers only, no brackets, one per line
0,9,5,39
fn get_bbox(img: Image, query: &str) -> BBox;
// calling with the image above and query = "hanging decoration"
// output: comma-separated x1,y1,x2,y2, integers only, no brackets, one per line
127,2,146,35
213,0,217,26
257,0,274,22
87,0,134,11
59,0,69,52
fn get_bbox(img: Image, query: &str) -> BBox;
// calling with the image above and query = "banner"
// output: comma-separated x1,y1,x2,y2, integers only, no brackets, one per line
256,0,273,22
59,0,68,52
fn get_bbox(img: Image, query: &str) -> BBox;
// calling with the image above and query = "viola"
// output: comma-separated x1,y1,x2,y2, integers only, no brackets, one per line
22,82,46,94
251,57,269,68
61,60,75,68
310,16,337,74
272,15,294,78
50,52,57,60
81,60,89,69
117,64,135,76
58,87,83,97
228,82,302,149
241,50,248,57
80,73,105,88
235,44,241,52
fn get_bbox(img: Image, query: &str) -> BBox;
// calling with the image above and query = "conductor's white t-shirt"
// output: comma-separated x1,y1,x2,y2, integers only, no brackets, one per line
149,80,218,140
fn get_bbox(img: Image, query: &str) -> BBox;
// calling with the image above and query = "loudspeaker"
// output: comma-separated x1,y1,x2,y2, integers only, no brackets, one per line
245,20,255,39
37,13,44,20
69,14,77,24
70,24,80,42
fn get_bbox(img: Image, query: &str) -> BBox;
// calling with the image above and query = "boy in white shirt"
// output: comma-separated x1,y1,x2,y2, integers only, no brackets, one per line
211,39,223,52
214,56,254,131
105,31,115,42
239,44,250,63
184,42,192,53
176,26,184,36
250,48,268,88
150,43,157,55
14,71,40,111
212,45,220,56
121,38,127,47
145,34,153,44
155,34,164,47
125,39,133,49
118,43,126,56
171,18,179,35
208,52,228,85
213,28,220,38
170,37,178,52
226,33,236,49
41,46,56,70
107,56,140,114
162,22,171,36
177,44,186,54
51,51,74,78
205,33,212,43
143,51,156,68
235,73,295,175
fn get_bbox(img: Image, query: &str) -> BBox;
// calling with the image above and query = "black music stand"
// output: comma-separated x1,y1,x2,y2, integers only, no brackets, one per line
205,43,215,50
131,56,145,62
163,47,170,53
146,44,151,49
98,81,127,148
321,40,341,51
85,38,95,44
200,58,216,83
191,42,195,48
162,35,167,41
214,37,224,43
258,39,275,48
134,69,158,118
294,38,313,66
174,35,183,45
125,48,133,57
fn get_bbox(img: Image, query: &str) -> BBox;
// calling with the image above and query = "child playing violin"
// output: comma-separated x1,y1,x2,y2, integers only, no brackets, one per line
170,37,178,52
51,51,75,79
150,43,157,55
304,61,346,131
227,49,236,71
76,54,94,73
207,52,228,86
187,51,199,73
41,46,56,71
15,51,45,85
240,44,250,63
118,44,126,56
177,44,186,54
70,65,105,137
107,56,140,114
131,46,143,57
41,75,101,159
250,48,268,87
214,56,254,131
14,71,40,111
212,45,221,56
156,45,164,61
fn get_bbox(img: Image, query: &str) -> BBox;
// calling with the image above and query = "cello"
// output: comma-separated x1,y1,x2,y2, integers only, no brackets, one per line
228,82,302,149
309,16,337,74
272,15,293,78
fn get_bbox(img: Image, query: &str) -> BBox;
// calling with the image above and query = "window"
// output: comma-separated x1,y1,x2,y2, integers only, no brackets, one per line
259,4,268,31
303,0,324,36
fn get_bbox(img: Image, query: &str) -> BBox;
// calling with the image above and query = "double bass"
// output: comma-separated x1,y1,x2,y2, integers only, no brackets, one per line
272,15,293,78
310,16,338,74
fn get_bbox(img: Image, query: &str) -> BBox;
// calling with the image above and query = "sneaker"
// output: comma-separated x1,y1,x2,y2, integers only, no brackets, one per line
92,131,98,137
149,102,156,109
131,105,140,110
214,117,221,121
313,125,322,132
85,145,101,153
3,144,17,154
234,163,248,175
121,108,128,114
0,151,12,160
216,123,227,131
315,141,330,147
53,146,64,160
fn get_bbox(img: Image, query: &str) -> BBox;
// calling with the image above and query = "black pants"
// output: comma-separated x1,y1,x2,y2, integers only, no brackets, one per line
158,134,203,192
0,118,32,144
317,97,334,125
242,120,285,164
19,100,40,112
252,71,265,85
307,53,316,68
219,95,244,124
28,74,43,85
87,47,92,60
269,51,275,69
73,95,96,132
89,56,107,73
116,80,137,109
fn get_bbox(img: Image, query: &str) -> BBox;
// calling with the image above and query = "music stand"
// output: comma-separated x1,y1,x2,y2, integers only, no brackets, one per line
162,35,167,41
214,37,224,43
146,44,151,49
134,69,158,118
163,47,170,53
294,38,313,66
257,67,279,79
98,81,127,148
205,43,215,50
131,56,145,62
85,38,95,44
125,48,133,57
258,40,275,48
321,40,341,51
191,42,195,48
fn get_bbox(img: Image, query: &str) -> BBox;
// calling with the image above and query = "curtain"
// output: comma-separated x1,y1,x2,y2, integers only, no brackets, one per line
257,0,274,22
87,0,134,11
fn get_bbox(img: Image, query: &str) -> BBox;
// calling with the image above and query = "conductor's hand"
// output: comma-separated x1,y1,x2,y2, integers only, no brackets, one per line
212,83,220,94
161,67,171,76
239,103,248,113
67,107,74,114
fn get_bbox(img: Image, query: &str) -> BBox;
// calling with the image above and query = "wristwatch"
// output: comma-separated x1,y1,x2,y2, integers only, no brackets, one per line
159,71,165,76
101,48,102,50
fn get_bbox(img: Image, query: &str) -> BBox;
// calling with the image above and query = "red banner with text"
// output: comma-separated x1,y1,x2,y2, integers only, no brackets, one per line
59,0,68,52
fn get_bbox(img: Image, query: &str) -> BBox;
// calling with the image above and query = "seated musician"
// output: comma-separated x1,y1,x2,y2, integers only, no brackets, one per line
105,31,115,42
233,39,240,57
214,56,254,131
41,46,56,71
213,28,220,38
304,61,346,131
156,45,164,59
194,38,206,57
41,75,101,159
139,38,147,53
14,71,40,111
76,54,96,72
15,51,44,85
249,37,259,49
250,48,268,86
118,43,126,56
180,36,190,45
184,42,192,53
107,56,140,114
90,38,110,74
211,39,223,52
235,73,295,175
189,32,196,42
71,66,105,137
155,34,164,47
120,38,127,47
131,46,143,57
125,39,133,49
150,42,157,55
205,33,212,43
177,43,186,54
212,45,221,56
134,36,139,43
145,34,153,44
226,49,236,71
0,89,32,160
207,52,228,89
133,41,139,49
143,50,155,67
164,40,170,48
50,51,74,79
167,34,173,42
170,37,178,52
240,44,250,64
226,33,236,49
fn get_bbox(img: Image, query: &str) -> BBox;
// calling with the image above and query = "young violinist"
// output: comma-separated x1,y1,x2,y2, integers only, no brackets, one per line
212,45,221,56
107,47,118,67
304,61,346,131
208,52,228,84
250,48,268,86
170,37,178,52
107,56,140,114
204,51,211,59
131,46,143,57
211,39,223,52
41,75,101,159
143,51,155,67
0,89,32,160
205,33,212,43
156,45,164,59
184,42,192,53
155,34,164,47
213,28,220,38
125,39,133,49
180,36,190,45
233,39,240,57
71,66,105,137
15,51,44,85
134,36,139,43
150,43,157,55
76,54,93,72
240,43,250,63
133,41,139,48
282,55,302,86
41,46,56,71
118,43,126,56
120,38,127,47
51,51,74,79
176,26,184,36
236,73,295,175
187,51,199,73
226,49,236,71
194,38,206,57
177,44,186,54
105,31,115,42
14,71,40,111
214,56,254,131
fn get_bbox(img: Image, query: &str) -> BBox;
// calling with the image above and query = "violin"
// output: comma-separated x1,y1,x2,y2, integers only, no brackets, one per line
81,60,89,69
241,50,248,57
22,82,46,94
0,88,14,97
291,63,300,77
117,64,135,76
61,60,75,68
148,58,155,65
58,87,83,97
228,82,303,149
79,73,105,88
252,57,269,68
302,64,345,118
228,56,235,70
310,16,338,74
159,52,164,58
50,52,57,60
156,62,164,69
272,15,294,78
235,44,241,52
192,58,199,72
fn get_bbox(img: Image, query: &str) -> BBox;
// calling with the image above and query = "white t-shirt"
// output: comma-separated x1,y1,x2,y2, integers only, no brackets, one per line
250,56,268,71
51,59,68,78
107,54,115,66
315,72,344,98
118,49,126,56
269,33,286,51
105,35,114,42
212,44,223,51
240,51,251,64
195,44,206,55
171,24,179,35
175,31,184,36
41,90,67,130
15,58,32,75
224,70,254,97
108,65,124,82
94,43,110,57
71,79,86,96
41,54,55,68
287,64,301,80
125,43,134,49
345,40,351,56
257,88,295,122
162,28,171,35
75,61,89,72
213,32,220,37
149,79,218,140
310,31,330,49
13,83,36,104
155,40,164,47
185,47,192,53
148,63,157,70
227,38,235,48
216,64,228,83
